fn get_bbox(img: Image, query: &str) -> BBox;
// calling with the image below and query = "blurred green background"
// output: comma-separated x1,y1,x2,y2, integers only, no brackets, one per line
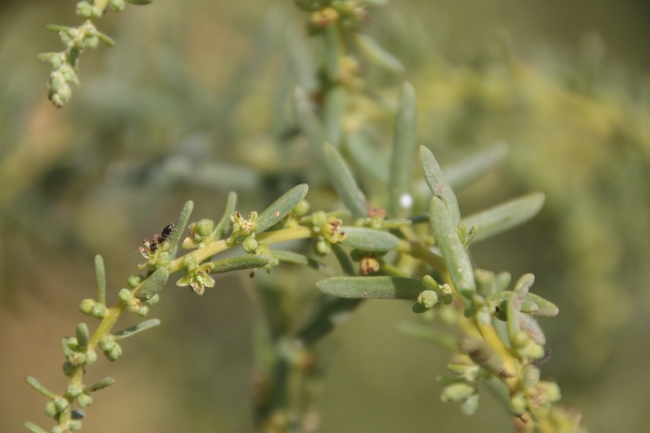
2,0,650,432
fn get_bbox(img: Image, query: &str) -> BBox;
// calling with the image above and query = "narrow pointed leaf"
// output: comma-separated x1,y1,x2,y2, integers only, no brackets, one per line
346,132,389,183
168,201,194,260
293,87,326,151
443,142,508,191
45,24,68,33
23,422,47,433
76,323,89,350
24,377,57,399
323,86,346,146
323,24,340,80
356,33,405,73
323,143,368,219
84,377,115,392
96,31,115,47
125,0,154,4
429,196,475,299
462,193,545,243
317,276,425,299
397,322,461,353
211,255,271,274
331,243,356,276
420,146,461,225
297,298,363,346
135,267,169,300
506,294,520,343
255,184,309,233
519,313,546,345
113,319,161,340
213,192,237,240
489,291,559,318
339,226,400,252
389,83,418,216
268,250,334,275
94,255,106,305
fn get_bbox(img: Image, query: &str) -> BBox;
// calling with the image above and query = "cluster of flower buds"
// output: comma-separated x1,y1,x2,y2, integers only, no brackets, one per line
309,211,346,255
139,224,174,270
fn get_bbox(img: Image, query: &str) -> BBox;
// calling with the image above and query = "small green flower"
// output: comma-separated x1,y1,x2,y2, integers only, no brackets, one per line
228,211,258,243
321,216,346,244
182,219,216,249
176,256,215,296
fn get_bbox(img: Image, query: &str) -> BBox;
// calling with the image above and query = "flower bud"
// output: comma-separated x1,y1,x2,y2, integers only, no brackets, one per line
127,274,145,288
136,305,149,317
145,294,160,306
242,235,258,254
90,303,105,319
292,200,310,217
509,393,527,416
85,350,98,365
76,392,93,408
417,290,439,309
62,362,74,377
53,397,69,411
316,237,331,255
98,336,115,352
79,299,95,315
44,400,58,418
312,211,327,230
75,1,93,18
69,420,83,431
66,384,82,398
441,383,475,403
109,0,125,12
182,254,199,272
118,288,132,303
84,35,98,49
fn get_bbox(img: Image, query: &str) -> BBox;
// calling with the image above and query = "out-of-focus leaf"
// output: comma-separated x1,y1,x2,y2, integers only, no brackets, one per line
429,196,475,299
323,143,368,219
317,276,425,299
389,82,418,216
443,142,508,191
213,192,237,241
297,298,363,346
323,24,340,80
268,250,334,275
420,146,461,225
255,184,309,233
293,87,326,151
397,321,461,353
345,132,389,183
339,226,400,252
462,193,545,243
355,33,405,73
323,86,346,147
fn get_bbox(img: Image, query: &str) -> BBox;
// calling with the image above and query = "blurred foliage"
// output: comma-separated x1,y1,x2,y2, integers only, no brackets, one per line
2,1,650,433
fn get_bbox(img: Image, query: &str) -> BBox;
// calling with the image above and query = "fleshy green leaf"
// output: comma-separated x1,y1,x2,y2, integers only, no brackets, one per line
23,422,47,433
355,33,405,73
24,377,57,399
420,146,461,225
462,193,545,243
94,255,106,305
297,298,363,346
213,192,237,240
443,142,508,191
211,255,271,274
255,184,309,233
113,319,161,340
345,132,389,183
519,313,546,345
125,0,154,4
389,82,418,216
323,23,340,80
397,322,461,353
168,201,194,260
293,87,326,151
323,143,368,219
429,196,475,300
317,276,425,299
268,250,334,275
331,244,356,276
490,291,559,318
76,323,89,351
84,377,115,392
323,86,346,147
135,267,169,300
339,226,400,252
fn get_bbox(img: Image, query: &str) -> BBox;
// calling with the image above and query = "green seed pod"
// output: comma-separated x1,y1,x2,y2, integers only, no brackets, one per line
79,299,95,315
66,384,82,398
417,290,438,309
312,211,327,229
75,1,93,18
76,392,93,408
90,302,105,319
441,383,475,403
85,350,98,365
461,394,479,416
118,288,132,303
109,0,125,12
293,199,310,217
509,393,527,416
136,305,149,317
242,235,258,254
195,219,215,237
53,397,69,411
316,237,331,255
521,365,541,390
98,336,115,352
44,400,58,418
127,274,145,288
182,254,199,271
62,362,74,377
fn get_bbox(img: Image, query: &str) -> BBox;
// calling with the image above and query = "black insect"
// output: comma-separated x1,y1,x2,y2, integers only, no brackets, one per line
160,224,174,241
